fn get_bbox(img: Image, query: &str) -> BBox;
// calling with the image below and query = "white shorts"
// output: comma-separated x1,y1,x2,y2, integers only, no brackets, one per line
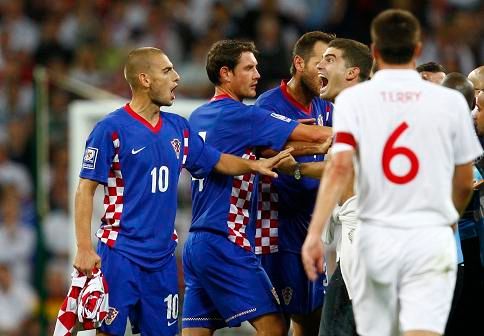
336,196,358,299
349,224,457,336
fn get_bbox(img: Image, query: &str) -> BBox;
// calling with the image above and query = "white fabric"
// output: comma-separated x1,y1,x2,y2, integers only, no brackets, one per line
333,69,483,228
349,224,456,335
332,196,358,299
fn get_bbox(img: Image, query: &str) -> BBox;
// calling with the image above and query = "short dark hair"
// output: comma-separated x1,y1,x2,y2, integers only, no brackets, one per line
206,40,258,85
442,72,476,110
416,62,447,74
371,9,421,64
290,31,336,76
327,38,373,82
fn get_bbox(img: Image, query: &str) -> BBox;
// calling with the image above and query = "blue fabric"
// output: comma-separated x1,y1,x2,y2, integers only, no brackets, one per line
80,105,220,270
98,244,179,336
258,251,326,314
182,231,281,329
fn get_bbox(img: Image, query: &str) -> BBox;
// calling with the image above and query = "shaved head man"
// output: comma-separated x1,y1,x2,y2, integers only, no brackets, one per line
468,66,484,97
442,72,476,110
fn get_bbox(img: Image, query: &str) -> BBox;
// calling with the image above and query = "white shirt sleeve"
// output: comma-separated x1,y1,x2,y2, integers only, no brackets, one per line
332,90,359,154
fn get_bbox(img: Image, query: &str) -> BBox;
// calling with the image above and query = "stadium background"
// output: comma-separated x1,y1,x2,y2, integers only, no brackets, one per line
0,0,482,335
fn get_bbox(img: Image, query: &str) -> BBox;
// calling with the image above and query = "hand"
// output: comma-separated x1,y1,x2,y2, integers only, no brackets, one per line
301,232,325,281
274,154,298,175
252,147,294,178
297,118,316,125
319,136,333,154
73,246,101,278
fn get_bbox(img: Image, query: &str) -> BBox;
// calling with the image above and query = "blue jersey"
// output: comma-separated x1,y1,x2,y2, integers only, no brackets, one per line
188,95,298,251
254,81,334,254
80,104,220,270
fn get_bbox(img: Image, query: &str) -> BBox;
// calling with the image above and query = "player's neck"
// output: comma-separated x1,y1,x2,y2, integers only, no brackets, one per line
128,97,160,126
213,87,241,101
286,78,313,108
377,59,416,71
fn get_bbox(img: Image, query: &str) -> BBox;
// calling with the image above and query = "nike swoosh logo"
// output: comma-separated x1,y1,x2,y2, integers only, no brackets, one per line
167,320,177,327
131,147,146,154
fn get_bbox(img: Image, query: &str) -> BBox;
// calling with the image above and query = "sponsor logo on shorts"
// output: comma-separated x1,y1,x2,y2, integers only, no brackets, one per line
271,287,281,305
270,113,291,123
82,147,98,169
104,307,118,325
281,287,293,305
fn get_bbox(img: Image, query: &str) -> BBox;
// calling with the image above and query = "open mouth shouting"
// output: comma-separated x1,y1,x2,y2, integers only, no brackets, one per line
319,73,329,94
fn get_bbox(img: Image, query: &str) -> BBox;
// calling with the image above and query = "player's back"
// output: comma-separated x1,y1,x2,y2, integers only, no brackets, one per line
335,69,479,228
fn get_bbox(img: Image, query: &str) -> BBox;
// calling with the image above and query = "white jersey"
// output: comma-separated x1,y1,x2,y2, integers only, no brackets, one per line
332,69,483,228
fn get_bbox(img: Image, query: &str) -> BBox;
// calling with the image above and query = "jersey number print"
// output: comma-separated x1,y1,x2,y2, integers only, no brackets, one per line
382,122,419,184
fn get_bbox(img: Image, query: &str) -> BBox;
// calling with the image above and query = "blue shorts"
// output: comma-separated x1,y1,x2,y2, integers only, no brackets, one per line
259,251,326,315
182,231,281,329
97,243,179,336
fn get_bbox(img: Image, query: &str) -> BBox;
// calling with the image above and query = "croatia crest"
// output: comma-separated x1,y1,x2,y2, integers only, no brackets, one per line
171,138,181,159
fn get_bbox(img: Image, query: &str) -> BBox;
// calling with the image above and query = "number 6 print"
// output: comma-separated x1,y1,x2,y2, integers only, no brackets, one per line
382,122,419,184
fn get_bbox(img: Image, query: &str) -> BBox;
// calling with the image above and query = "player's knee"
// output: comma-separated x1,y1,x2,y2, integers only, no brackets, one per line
252,313,287,336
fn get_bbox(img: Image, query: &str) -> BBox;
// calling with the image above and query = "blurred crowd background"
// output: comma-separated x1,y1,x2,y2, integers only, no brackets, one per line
0,0,482,335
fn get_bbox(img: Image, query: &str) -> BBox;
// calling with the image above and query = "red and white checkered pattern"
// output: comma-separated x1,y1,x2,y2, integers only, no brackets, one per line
97,132,124,247
226,149,256,251
172,229,178,243
255,175,279,254
53,269,109,336
182,129,189,167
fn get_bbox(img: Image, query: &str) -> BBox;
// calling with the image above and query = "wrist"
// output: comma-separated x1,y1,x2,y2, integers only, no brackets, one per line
294,162,302,180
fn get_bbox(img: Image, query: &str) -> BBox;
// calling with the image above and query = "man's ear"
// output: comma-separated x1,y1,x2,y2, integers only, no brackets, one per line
346,67,360,81
293,55,305,73
219,66,231,83
138,73,150,88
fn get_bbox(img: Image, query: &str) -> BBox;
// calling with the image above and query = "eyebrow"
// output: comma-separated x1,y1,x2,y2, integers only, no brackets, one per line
325,53,336,58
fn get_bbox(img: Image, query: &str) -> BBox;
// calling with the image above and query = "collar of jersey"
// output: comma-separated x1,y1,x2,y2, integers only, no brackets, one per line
124,103,162,133
210,93,234,101
280,80,312,115
371,69,421,81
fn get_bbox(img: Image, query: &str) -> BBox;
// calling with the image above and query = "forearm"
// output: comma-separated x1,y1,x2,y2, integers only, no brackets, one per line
452,187,473,216
290,124,332,143
214,153,257,176
300,161,326,179
452,163,474,216
308,159,352,237
75,179,97,249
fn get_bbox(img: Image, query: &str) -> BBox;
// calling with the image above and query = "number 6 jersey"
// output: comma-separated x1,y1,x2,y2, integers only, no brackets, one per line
80,104,221,270
331,70,483,228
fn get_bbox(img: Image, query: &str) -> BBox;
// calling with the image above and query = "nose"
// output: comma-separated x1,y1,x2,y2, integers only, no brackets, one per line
317,59,325,71
173,69,180,82
254,68,261,80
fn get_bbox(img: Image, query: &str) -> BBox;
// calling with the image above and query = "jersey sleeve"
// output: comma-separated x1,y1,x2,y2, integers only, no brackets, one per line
332,91,358,154
184,126,222,179
249,106,299,150
452,96,483,164
79,121,116,184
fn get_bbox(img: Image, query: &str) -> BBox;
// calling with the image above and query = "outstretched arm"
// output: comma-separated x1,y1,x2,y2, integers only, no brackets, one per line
302,150,354,280
214,148,294,178
73,178,102,278
452,162,474,215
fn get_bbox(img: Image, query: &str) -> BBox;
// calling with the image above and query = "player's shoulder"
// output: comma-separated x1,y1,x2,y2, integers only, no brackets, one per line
94,106,130,131
257,86,283,103
161,110,189,125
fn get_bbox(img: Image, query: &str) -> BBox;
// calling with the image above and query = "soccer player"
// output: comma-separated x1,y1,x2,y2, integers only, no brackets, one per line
182,40,332,336
73,47,293,336
416,61,447,84
468,66,484,97
253,31,335,336
302,9,482,336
